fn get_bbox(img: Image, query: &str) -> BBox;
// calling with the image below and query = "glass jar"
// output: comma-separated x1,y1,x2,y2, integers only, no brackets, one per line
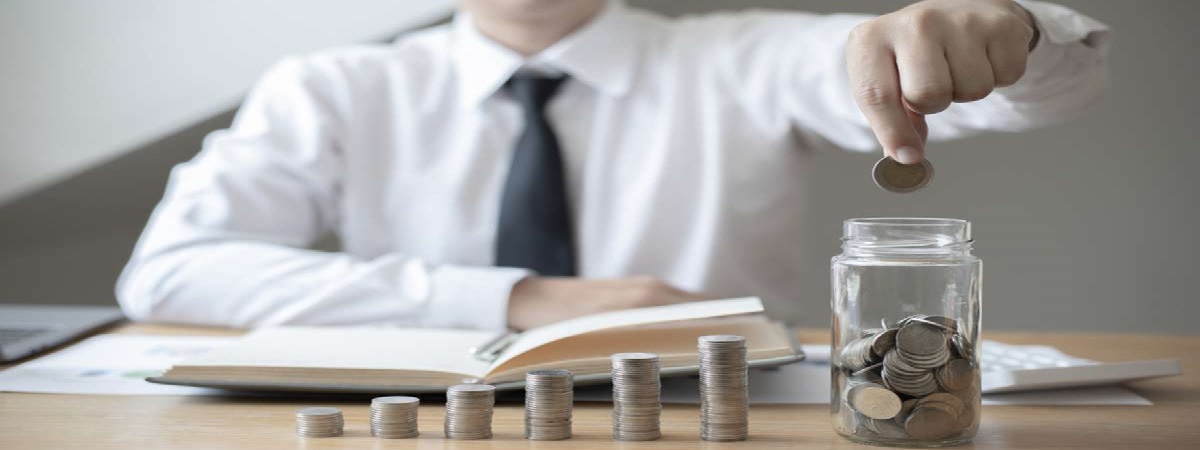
830,218,981,447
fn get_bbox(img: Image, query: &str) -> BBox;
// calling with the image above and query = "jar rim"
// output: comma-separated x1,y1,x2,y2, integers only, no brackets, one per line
845,217,968,226
841,217,973,256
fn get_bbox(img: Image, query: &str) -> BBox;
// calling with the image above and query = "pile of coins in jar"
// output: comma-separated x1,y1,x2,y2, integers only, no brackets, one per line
835,314,980,442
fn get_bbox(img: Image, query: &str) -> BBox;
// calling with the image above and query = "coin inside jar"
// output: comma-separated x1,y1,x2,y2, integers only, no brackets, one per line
872,156,934,193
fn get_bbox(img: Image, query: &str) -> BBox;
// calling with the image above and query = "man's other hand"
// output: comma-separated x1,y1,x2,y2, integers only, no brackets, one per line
506,276,707,331
846,0,1038,164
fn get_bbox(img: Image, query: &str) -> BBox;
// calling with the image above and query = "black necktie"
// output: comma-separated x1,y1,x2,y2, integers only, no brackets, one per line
495,74,576,276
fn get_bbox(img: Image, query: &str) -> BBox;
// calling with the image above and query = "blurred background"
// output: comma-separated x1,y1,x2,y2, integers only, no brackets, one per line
1,0,1197,333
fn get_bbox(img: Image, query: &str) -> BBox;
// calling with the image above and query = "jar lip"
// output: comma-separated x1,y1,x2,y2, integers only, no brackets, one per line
842,217,973,254
846,217,968,226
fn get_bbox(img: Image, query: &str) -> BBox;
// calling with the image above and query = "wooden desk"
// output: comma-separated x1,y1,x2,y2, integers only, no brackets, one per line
1,324,1197,449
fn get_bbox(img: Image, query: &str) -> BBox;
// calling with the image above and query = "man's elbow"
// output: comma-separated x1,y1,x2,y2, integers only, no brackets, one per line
115,260,160,323
114,252,189,323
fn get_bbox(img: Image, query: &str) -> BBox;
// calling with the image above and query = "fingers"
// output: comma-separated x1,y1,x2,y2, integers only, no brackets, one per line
988,35,1029,87
671,286,710,303
505,275,707,329
847,32,926,163
945,40,995,103
648,279,705,305
896,40,953,115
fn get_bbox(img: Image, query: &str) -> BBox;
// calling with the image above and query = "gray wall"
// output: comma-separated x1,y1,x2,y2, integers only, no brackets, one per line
0,0,453,204
2,1,1198,333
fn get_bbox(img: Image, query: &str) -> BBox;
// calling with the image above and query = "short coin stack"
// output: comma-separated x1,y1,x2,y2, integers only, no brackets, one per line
295,407,344,438
611,353,662,441
525,369,574,440
369,396,419,439
698,335,749,441
837,314,980,442
444,384,495,440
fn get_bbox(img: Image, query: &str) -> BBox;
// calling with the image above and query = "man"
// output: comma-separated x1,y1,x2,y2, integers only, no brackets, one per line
117,0,1108,330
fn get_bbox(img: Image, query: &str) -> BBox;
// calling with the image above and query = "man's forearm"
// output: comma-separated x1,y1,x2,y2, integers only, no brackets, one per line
117,240,526,330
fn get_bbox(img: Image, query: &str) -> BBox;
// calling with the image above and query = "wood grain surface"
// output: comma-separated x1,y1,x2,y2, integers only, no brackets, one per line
1,324,1197,449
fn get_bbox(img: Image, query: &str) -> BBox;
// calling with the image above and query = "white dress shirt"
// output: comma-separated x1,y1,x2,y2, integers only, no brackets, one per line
117,0,1109,330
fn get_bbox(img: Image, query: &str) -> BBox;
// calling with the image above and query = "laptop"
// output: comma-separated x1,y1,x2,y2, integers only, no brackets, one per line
0,305,125,363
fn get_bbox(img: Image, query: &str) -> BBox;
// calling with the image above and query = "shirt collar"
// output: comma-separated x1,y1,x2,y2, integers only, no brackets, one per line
452,0,639,108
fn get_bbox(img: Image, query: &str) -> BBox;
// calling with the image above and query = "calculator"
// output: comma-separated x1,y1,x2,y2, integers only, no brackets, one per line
979,340,1182,394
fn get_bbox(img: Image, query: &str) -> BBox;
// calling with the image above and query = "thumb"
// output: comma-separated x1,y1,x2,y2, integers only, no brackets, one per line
908,108,928,147
886,102,928,165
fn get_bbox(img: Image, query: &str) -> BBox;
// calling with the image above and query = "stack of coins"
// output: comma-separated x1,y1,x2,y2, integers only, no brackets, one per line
837,314,980,442
444,384,495,440
524,369,574,440
611,352,662,441
370,396,420,439
295,407,344,438
698,335,749,441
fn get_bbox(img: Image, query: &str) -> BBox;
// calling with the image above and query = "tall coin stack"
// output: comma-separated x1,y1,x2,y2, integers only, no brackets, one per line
444,384,495,440
370,396,420,439
611,352,662,441
524,369,574,440
295,407,344,438
698,335,749,441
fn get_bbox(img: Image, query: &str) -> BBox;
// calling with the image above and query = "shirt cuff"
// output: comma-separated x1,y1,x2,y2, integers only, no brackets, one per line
1018,0,1111,49
1009,0,1111,87
422,263,532,331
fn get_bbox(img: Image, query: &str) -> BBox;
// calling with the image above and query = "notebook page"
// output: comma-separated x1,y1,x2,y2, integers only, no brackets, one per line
180,327,494,377
488,297,763,371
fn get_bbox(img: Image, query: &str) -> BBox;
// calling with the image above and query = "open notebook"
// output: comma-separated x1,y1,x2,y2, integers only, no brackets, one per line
149,297,803,393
